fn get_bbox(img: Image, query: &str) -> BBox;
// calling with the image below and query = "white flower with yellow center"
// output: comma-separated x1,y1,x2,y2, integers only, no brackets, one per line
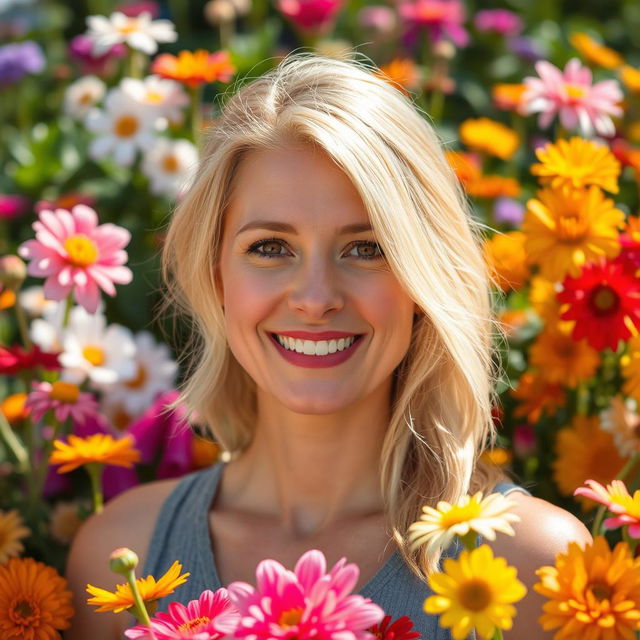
86,88,157,167
120,75,189,126
85,11,177,55
20,285,58,319
141,138,199,198
30,299,65,352
64,75,106,120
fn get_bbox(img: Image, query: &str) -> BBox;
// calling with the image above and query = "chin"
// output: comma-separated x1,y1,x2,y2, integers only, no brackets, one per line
274,383,363,416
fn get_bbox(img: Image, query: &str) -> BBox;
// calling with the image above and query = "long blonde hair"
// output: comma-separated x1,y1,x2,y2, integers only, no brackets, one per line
161,54,504,578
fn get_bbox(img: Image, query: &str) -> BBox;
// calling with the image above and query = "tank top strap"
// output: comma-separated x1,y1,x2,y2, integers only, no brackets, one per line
491,480,532,497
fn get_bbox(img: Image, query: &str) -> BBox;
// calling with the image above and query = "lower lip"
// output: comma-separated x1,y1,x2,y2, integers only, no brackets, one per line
269,334,364,368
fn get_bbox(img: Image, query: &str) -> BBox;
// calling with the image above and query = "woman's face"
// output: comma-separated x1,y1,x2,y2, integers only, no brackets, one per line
216,144,416,415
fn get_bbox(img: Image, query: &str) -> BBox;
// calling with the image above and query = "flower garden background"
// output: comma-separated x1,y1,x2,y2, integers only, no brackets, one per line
4,0,640,638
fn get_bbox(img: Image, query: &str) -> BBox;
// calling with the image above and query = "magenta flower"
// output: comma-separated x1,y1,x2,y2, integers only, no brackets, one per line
399,0,468,47
18,205,133,314
474,9,522,36
276,0,344,33
26,381,101,426
125,588,239,640
227,549,384,640
522,57,623,137
0,194,30,221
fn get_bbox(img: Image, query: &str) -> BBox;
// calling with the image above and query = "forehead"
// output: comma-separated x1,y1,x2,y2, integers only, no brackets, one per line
224,145,371,233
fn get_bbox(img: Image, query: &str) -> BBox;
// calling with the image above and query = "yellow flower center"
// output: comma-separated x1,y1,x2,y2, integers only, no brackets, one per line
117,19,140,35
565,83,587,101
458,578,492,612
162,154,179,173
556,212,588,242
440,502,481,528
50,381,80,404
590,285,619,314
79,91,93,105
589,581,613,602
279,607,304,628
178,615,210,632
114,114,139,138
125,364,147,389
146,91,164,104
9,597,39,626
63,234,99,267
82,345,105,366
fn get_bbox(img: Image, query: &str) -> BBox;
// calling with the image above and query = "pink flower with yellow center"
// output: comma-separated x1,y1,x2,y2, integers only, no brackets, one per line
26,380,101,426
575,479,640,537
523,58,623,137
18,205,132,314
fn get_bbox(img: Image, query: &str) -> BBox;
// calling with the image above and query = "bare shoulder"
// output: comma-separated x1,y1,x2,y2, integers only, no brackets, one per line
65,477,181,640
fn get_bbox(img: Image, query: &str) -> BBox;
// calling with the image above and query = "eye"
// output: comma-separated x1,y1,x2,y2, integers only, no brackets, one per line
246,238,290,258
345,241,384,260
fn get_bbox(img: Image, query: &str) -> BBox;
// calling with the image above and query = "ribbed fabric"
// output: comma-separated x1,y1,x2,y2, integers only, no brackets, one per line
142,463,530,639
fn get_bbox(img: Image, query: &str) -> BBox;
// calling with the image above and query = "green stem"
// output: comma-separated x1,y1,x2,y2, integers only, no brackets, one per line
189,85,203,149
492,627,504,639
86,463,105,514
127,49,146,79
123,567,152,626
575,382,590,416
0,410,29,473
62,294,73,328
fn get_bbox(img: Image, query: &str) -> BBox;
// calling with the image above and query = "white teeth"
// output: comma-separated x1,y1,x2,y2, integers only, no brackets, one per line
275,334,357,356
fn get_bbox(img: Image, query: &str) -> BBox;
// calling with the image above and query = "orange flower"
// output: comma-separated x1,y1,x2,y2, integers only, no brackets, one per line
465,175,521,198
480,447,512,467
0,557,74,639
528,275,561,322
570,32,623,69
151,50,236,88
0,287,15,310
376,58,420,95
191,435,220,468
459,118,520,160
491,83,526,113
620,65,640,93
497,309,528,339
444,150,481,185
50,433,140,473
511,370,566,423
0,509,30,563
483,231,530,291
0,392,29,425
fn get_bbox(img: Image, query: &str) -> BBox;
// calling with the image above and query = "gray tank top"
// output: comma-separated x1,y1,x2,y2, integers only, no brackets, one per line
142,462,530,639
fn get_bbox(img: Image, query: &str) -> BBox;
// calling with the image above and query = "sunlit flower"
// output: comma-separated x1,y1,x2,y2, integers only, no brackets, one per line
87,560,189,613
141,138,199,199
0,509,30,564
479,447,512,468
408,492,519,554
523,58,623,137
64,75,106,120
535,537,640,639
425,544,526,640
620,65,640,93
491,83,526,113
618,215,640,274
522,186,624,281
85,10,177,55
276,0,344,33
553,415,627,510
531,137,621,194
151,50,235,88
125,588,239,639
622,335,640,403
0,393,29,426
228,549,384,640
529,275,561,322
0,344,60,375
26,380,101,426
570,32,623,69
49,501,84,545
459,117,519,160
399,0,468,47
376,58,421,95
483,231,530,291
444,150,481,185
18,205,133,313
120,75,189,126
0,557,74,639
465,175,520,199
575,479,640,536
19,285,58,318
511,369,566,423
51,433,140,473
474,9,522,36
368,615,421,640
558,259,640,351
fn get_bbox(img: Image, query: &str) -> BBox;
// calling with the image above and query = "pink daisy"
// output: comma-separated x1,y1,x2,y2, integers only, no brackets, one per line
522,57,623,137
399,0,468,47
18,205,132,314
125,588,239,640
26,380,101,426
227,549,384,640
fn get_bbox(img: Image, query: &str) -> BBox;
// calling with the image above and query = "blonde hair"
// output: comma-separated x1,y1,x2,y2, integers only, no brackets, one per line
161,54,505,578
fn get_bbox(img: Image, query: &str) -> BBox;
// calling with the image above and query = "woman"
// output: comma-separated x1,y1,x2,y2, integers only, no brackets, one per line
66,55,590,639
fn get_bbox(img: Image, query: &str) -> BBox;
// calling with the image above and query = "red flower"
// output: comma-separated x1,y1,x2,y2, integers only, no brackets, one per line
618,216,640,274
558,259,640,351
0,344,61,375
369,616,421,640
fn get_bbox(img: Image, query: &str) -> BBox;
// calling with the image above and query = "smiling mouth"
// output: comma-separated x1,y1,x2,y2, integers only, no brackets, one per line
271,333,363,356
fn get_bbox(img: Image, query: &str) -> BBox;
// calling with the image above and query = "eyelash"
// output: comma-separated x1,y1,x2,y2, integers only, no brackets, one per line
246,238,384,260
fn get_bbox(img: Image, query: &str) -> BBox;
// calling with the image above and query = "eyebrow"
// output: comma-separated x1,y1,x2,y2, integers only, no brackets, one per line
236,220,373,235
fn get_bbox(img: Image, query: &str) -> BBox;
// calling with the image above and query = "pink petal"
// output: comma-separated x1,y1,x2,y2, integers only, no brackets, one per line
43,275,73,301
34,227,67,254
86,266,116,295
71,204,98,234
38,209,68,239
93,264,132,285
74,278,101,313
97,250,130,267
535,60,564,86
295,550,326,591
627,523,640,538
92,224,131,252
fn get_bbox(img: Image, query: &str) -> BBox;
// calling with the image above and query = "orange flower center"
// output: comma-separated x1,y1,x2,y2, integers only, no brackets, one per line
114,114,139,138
125,364,147,389
82,345,105,366
178,615,211,632
146,91,164,104
9,597,40,626
64,234,99,267
50,381,80,404
565,83,587,101
112,406,133,431
279,607,304,628
458,578,492,612
589,581,613,602
79,91,93,105
162,154,179,173
589,285,619,315
556,212,588,242
117,19,139,35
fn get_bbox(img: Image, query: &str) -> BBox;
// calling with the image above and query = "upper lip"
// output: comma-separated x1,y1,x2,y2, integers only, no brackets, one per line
271,331,361,340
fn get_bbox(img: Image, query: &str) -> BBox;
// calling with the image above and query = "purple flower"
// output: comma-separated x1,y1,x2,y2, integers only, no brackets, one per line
68,34,126,76
0,194,29,220
493,198,524,226
474,9,522,36
0,40,45,87
507,35,544,62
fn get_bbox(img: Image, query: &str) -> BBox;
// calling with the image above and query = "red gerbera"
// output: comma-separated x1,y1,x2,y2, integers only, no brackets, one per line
0,344,61,375
618,216,640,274
369,615,421,640
558,259,640,351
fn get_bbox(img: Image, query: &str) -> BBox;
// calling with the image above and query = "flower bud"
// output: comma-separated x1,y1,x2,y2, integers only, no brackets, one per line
109,547,139,575
205,0,236,24
0,255,27,290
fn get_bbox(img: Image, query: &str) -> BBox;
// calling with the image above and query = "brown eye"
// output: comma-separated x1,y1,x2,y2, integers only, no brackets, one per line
346,241,383,259
261,241,284,255
247,238,289,258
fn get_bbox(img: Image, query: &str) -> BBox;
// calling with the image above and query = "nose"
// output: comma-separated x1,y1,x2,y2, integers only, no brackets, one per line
287,257,344,319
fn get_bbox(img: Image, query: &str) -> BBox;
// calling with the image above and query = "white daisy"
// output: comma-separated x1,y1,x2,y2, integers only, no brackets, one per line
86,87,157,167
85,11,177,55
64,75,106,120
120,75,189,126
19,285,58,318
58,305,137,387
30,299,66,352
141,137,199,198
100,330,177,416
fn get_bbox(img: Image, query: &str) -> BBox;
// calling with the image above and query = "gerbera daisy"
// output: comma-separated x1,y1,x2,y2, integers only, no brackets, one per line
620,65,640,93
522,185,624,281
368,615,421,640
151,50,235,88
424,544,527,640
511,370,566,423
0,557,74,639
465,175,521,199
491,83,526,113
570,32,623,70
522,57,623,137
0,392,30,426
618,215,640,274
50,433,140,473
87,560,190,613
535,537,640,639
49,500,84,545
530,137,621,194
0,509,30,563
458,117,519,160
376,58,421,95
227,549,384,640
528,275,562,322
276,0,344,34
125,588,240,639
553,415,627,510
529,320,600,388
26,380,101,426
600,395,640,457
622,335,640,402
575,479,640,537
63,75,106,120
141,138,199,199
483,231,530,291
18,205,133,314
558,259,640,351
398,0,469,47
408,492,519,554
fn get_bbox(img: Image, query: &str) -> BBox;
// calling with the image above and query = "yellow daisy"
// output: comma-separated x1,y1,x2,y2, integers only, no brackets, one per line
620,65,640,93
531,137,621,194
86,560,190,613
483,231,530,292
0,509,30,564
528,275,561,322
459,118,520,160
425,544,527,640
522,185,624,281
50,433,140,473
408,492,519,554
622,334,640,403
535,537,640,639
570,32,623,69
